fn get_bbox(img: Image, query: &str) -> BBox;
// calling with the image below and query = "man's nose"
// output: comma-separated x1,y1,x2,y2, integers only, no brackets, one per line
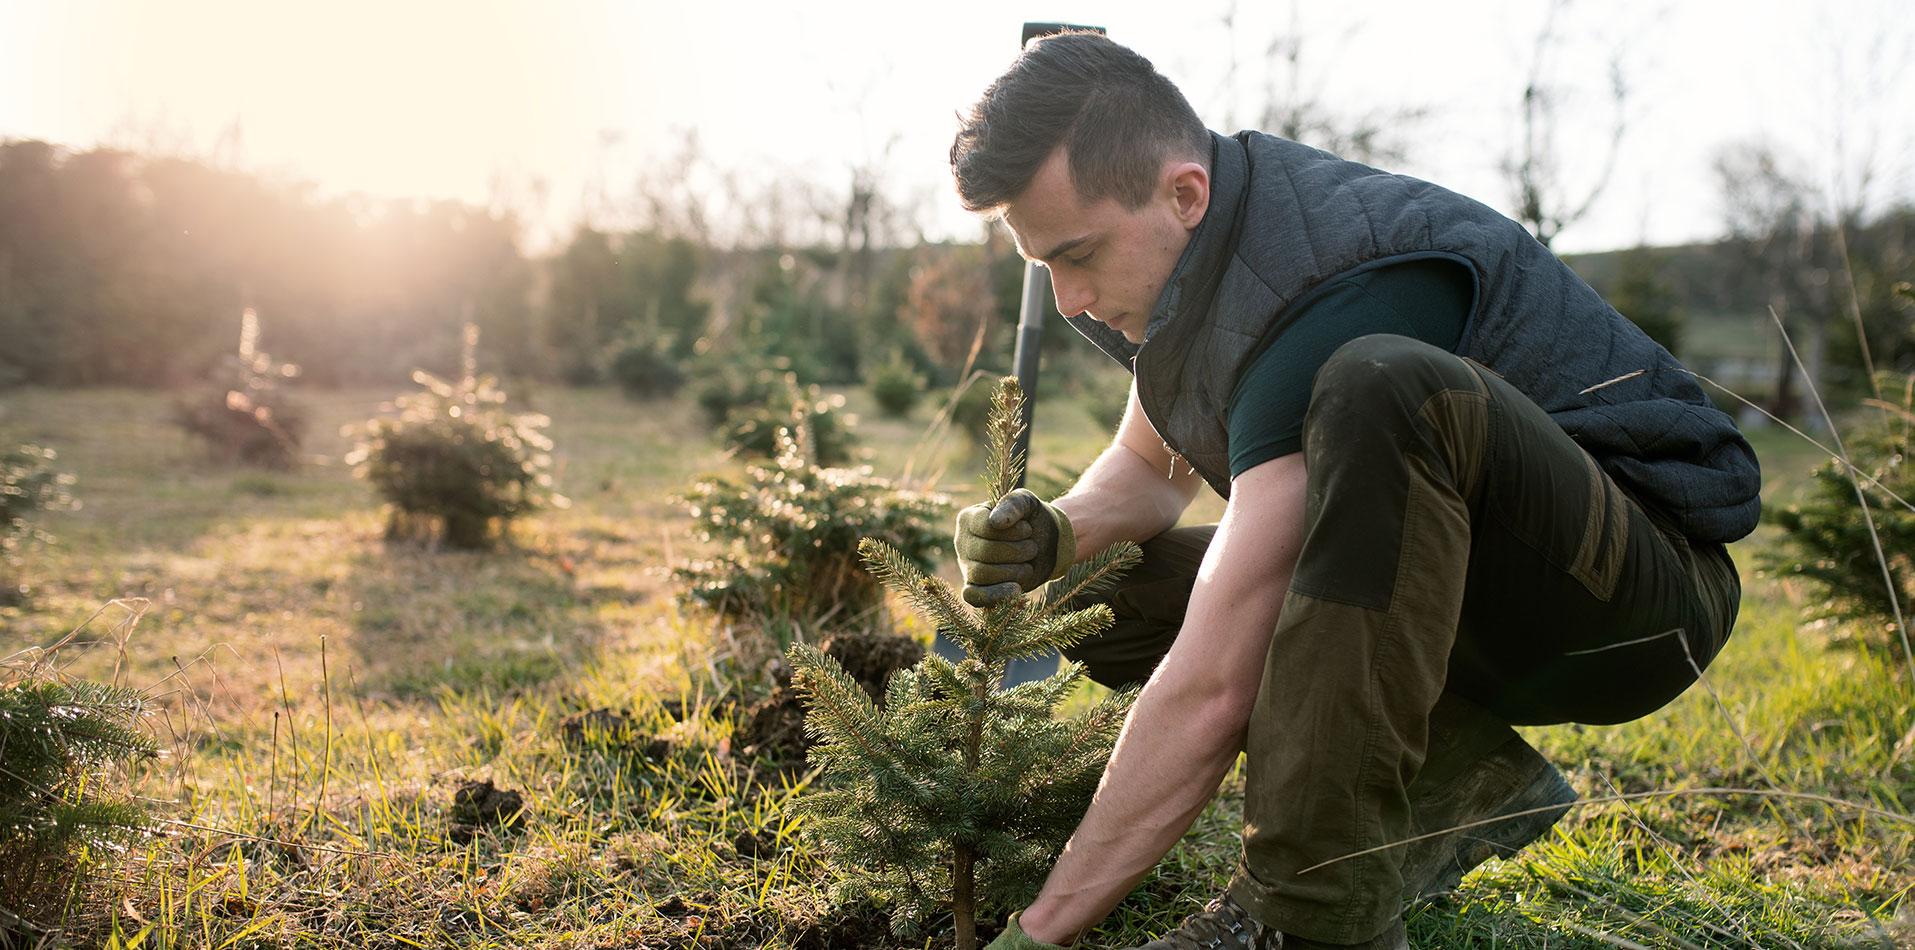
1051,272,1093,317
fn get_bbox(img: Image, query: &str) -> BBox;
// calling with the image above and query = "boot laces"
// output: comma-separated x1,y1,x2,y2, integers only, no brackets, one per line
1158,895,1273,949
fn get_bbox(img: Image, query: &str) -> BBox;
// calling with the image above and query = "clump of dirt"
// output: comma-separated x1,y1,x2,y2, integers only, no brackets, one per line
733,630,923,768
822,628,925,701
652,895,693,918
448,779,525,843
559,707,673,761
731,828,775,861
790,903,901,950
733,686,810,766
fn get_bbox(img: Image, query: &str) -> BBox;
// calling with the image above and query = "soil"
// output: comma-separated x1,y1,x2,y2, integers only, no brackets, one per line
559,707,673,761
822,628,925,702
731,828,775,860
732,685,810,766
732,629,922,769
447,778,525,843
629,900,909,950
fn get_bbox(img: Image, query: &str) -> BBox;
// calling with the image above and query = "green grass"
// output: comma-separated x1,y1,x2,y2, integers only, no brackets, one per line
1,384,1909,948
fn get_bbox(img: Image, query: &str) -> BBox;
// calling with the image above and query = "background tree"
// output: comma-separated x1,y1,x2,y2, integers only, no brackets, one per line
1604,245,1686,355
1714,141,1840,420
1502,0,1632,250
1218,0,1426,166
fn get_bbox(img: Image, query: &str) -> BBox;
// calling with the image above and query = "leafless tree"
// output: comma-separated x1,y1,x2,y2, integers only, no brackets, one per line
1502,0,1630,249
1714,141,1836,420
1217,0,1426,167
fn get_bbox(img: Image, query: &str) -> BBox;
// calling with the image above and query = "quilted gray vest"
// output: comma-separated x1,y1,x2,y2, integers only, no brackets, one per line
1067,131,1762,544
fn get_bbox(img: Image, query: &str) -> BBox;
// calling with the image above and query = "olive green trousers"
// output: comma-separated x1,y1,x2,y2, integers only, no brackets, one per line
1063,335,1742,945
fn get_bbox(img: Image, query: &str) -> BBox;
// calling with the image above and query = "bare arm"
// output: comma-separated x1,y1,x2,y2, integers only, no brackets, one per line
1018,453,1308,946
1052,381,1206,558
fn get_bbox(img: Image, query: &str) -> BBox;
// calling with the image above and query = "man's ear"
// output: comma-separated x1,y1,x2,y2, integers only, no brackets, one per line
1165,160,1209,229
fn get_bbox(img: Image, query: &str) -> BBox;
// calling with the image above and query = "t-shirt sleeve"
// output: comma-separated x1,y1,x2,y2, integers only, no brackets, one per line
1226,258,1473,476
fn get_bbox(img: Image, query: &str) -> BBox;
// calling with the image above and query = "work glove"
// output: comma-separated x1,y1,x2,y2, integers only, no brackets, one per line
954,488,1076,608
985,914,1068,950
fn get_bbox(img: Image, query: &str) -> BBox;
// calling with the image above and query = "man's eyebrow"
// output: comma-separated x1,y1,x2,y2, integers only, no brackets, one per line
1035,235,1091,263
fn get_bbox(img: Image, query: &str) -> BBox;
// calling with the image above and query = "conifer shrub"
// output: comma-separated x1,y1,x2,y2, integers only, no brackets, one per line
692,351,804,427
720,379,861,467
867,352,928,419
674,422,945,627
1765,369,1915,655
788,377,1142,949
0,673,158,939
607,335,687,400
347,326,566,549
1,443,78,604
175,307,306,467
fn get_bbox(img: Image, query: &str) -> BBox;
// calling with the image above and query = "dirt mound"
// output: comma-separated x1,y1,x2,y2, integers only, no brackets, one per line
733,630,923,767
448,779,525,843
559,707,673,761
634,899,908,950
733,686,809,766
822,629,924,701
791,904,901,950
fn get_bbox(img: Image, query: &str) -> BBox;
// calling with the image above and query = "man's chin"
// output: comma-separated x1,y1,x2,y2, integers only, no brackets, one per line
1094,314,1146,344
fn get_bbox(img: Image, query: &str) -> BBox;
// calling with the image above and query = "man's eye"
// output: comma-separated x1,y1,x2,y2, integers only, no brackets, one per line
1066,251,1094,266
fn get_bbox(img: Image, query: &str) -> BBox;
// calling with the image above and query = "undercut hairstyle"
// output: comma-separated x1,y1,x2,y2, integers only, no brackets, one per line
951,31,1212,215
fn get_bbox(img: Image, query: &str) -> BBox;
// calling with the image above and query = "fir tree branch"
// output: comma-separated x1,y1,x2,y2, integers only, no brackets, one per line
1026,542,1144,624
992,609,1115,660
858,538,983,646
790,644,929,808
1026,689,1135,789
982,378,1029,506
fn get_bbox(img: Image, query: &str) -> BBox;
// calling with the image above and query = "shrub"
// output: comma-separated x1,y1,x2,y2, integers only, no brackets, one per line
867,352,928,419
175,307,306,467
607,336,687,401
675,423,946,628
2,444,78,604
692,351,805,427
1765,371,1915,655
720,379,861,467
0,675,157,939
347,326,567,549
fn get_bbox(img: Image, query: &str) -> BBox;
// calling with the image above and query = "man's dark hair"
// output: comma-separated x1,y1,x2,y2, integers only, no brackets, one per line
951,31,1211,215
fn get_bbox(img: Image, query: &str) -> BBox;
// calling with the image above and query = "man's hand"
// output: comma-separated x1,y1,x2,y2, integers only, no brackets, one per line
985,913,1068,950
954,488,1077,607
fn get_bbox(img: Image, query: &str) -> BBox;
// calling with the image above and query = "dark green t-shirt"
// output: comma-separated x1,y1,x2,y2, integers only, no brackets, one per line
1226,258,1473,476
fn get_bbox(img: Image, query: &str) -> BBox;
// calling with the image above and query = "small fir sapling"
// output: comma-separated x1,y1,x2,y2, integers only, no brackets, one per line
346,325,567,549
0,676,157,934
789,377,1142,950
1764,368,1915,655
675,419,946,627
1,444,78,603
174,307,307,467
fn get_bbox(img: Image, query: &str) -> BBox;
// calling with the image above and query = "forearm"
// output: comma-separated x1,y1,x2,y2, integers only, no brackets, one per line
1053,443,1196,560
1017,682,1253,944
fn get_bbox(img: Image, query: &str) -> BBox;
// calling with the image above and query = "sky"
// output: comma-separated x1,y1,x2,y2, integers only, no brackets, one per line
2,0,1911,255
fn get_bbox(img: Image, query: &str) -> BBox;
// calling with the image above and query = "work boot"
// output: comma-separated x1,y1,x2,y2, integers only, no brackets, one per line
1399,724,1578,902
1129,895,1408,950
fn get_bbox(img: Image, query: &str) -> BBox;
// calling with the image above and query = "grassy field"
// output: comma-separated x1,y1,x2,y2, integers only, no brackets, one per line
1,382,1910,949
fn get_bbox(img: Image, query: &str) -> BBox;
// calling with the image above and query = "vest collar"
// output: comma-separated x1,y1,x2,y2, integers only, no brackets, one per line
1142,131,1249,347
